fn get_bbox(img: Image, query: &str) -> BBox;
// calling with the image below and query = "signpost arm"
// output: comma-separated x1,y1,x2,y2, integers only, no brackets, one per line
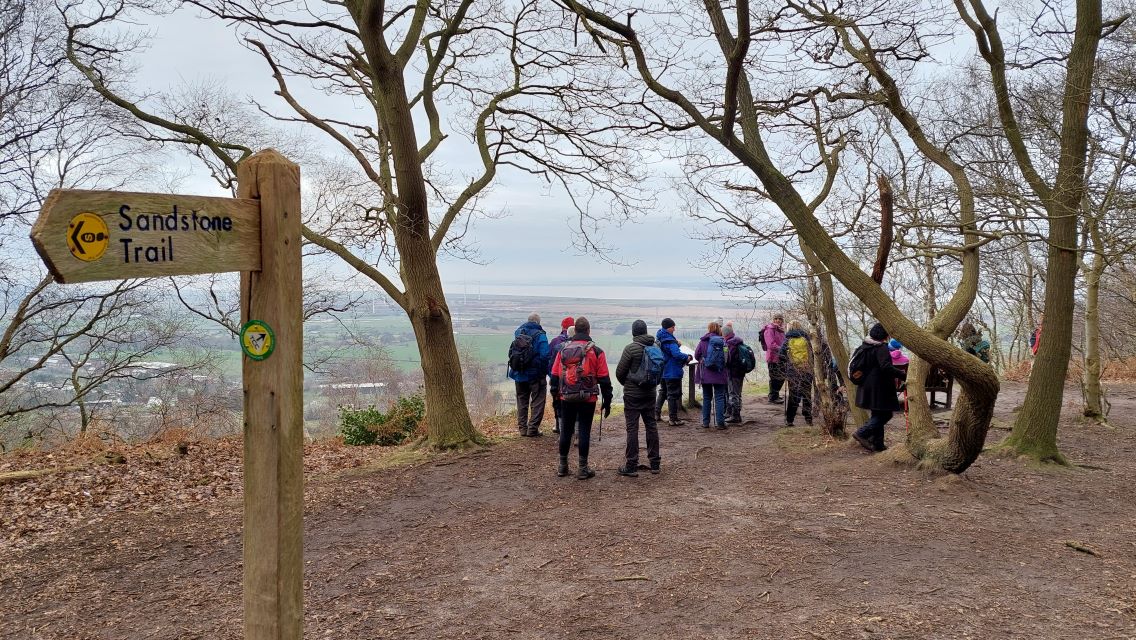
237,149,303,640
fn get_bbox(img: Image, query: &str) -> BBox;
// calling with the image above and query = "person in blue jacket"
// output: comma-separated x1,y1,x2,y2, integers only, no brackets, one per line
508,312,550,436
654,318,692,426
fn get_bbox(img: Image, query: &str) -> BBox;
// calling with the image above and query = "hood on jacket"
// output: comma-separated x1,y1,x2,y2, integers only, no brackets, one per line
763,322,785,333
517,320,544,335
891,350,910,366
725,334,743,347
634,334,655,347
656,328,677,344
700,332,721,342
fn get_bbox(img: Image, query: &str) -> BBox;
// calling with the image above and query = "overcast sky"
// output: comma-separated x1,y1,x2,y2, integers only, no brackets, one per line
121,10,777,302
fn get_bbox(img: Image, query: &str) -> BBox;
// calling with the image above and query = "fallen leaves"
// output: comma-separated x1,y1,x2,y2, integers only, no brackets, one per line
0,436,384,552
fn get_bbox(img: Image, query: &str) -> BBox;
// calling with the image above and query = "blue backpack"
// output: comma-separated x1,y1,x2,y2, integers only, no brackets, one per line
704,335,726,372
628,345,665,386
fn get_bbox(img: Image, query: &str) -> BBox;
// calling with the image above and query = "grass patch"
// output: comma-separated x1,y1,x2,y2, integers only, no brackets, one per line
774,426,843,454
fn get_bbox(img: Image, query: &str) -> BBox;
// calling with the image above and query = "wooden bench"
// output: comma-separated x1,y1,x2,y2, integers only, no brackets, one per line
925,366,954,409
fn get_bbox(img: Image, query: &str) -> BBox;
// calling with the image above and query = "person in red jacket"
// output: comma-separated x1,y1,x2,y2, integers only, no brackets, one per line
550,317,613,479
1029,313,1043,355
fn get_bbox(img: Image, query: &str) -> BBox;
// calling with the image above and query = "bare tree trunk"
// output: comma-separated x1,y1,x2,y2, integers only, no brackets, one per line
1006,0,1102,464
357,21,482,449
804,274,843,437
404,244,484,448
72,373,90,434
1082,220,1107,421
802,243,865,427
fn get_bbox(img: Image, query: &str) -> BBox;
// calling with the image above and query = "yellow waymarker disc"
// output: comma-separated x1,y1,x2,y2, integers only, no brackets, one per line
66,212,110,261
240,319,276,361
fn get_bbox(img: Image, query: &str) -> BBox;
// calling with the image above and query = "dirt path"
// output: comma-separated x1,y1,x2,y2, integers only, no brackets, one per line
3,383,1135,639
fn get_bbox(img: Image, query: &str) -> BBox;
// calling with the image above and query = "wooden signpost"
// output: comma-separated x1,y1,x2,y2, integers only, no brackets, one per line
30,149,304,640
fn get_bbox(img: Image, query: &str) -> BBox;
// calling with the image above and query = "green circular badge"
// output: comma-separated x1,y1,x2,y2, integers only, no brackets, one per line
239,319,276,361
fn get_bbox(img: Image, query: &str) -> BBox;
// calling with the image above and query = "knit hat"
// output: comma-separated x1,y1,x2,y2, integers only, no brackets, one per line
889,338,903,351
661,318,676,330
561,316,575,330
869,323,888,341
632,319,648,336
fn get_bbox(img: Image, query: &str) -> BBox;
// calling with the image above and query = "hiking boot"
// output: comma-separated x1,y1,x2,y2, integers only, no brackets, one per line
784,420,794,427
552,426,560,434
726,416,742,424
618,464,639,477
701,422,710,429
526,428,542,437
768,396,783,404
668,418,686,426
852,432,875,452
557,456,569,477
876,443,889,452
577,458,595,480
804,417,813,426
715,423,727,430
649,463,661,475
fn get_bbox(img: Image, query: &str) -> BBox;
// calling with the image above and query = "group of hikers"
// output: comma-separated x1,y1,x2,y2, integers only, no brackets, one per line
506,311,996,479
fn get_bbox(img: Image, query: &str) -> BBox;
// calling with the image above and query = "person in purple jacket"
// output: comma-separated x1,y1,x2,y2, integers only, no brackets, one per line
547,316,575,433
694,321,729,429
762,314,787,403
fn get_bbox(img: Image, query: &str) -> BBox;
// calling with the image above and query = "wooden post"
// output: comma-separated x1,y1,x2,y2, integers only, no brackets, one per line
686,363,701,410
237,150,303,640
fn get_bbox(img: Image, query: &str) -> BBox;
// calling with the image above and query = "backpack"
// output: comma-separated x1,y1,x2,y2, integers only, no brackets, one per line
627,344,665,387
559,341,599,402
847,343,875,383
734,343,757,374
972,338,991,364
507,330,536,372
758,329,768,351
703,335,726,372
548,336,567,372
787,336,810,368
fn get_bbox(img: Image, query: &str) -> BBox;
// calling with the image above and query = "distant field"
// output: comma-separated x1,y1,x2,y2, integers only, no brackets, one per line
154,294,779,389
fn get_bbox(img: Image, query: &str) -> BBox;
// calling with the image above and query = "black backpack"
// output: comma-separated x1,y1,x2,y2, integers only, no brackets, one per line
730,343,757,374
758,329,768,352
508,330,536,372
847,343,875,383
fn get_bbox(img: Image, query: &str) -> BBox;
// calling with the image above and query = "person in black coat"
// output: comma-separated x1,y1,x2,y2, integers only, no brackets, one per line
615,320,661,476
851,323,907,452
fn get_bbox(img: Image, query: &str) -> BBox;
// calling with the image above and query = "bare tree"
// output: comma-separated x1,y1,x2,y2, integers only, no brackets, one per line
62,0,643,448
953,0,1110,463
554,0,1002,472
1,0,209,445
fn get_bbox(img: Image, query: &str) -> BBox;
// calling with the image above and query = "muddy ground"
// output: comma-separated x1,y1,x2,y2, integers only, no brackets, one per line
2,382,1135,639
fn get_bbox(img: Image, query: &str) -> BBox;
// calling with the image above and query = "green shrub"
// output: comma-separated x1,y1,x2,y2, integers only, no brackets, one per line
339,394,425,446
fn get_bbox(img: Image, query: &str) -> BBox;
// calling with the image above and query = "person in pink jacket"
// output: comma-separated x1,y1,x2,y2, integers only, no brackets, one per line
761,314,786,403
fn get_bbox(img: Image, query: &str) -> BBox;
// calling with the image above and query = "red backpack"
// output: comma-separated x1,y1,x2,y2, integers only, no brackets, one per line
559,341,599,402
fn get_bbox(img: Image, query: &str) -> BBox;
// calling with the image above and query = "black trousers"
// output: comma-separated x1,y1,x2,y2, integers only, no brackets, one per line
654,378,683,420
768,361,786,399
785,374,813,423
624,392,660,467
559,401,596,459
855,410,893,450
